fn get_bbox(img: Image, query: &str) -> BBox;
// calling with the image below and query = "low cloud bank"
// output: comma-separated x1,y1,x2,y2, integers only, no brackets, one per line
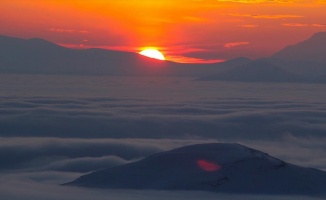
0,97,326,140
0,137,217,173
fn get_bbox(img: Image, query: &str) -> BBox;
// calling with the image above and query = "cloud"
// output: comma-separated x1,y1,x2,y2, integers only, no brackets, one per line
238,24,259,28
0,137,217,172
47,28,89,34
224,42,250,48
282,23,326,28
1,96,326,141
282,23,309,27
229,13,303,19
217,0,315,3
182,16,210,23
312,23,326,27
166,55,225,63
40,155,129,173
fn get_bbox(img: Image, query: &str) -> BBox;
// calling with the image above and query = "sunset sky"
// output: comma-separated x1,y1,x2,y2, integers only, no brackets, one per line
1,0,326,63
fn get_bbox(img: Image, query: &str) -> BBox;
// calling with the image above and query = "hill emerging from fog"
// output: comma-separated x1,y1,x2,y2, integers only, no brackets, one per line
65,143,326,196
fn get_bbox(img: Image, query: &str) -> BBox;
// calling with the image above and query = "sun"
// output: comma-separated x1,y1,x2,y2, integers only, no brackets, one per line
139,49,165,60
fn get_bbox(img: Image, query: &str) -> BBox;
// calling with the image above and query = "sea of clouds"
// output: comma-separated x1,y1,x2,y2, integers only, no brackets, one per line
0,74,325,199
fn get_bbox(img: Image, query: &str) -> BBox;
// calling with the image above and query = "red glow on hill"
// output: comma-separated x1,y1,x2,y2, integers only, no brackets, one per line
196,159,221,172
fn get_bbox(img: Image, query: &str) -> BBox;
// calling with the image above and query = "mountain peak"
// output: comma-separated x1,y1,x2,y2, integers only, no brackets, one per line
65,143,326,195
272,32,326,62
310,31,326,39
158,143,268,164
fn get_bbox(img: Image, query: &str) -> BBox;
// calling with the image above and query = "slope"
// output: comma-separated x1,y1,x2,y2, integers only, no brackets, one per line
65,143,326,195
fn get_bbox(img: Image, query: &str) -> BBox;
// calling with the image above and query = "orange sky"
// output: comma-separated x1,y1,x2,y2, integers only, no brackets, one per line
1,0,326,63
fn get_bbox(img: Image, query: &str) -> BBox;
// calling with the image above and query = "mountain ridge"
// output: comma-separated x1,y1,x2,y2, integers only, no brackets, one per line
2,33,326,83
0,35,248,77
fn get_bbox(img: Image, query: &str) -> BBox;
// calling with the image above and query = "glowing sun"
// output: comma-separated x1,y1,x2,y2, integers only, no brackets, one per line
139,49,165,60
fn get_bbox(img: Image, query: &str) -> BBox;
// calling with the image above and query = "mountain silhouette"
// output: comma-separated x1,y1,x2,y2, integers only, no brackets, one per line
2,33,326,82
65,143,326,195
0,35,169,75
272,32,326,63
197,59,304,83
199,32,326,83
0,35,248,76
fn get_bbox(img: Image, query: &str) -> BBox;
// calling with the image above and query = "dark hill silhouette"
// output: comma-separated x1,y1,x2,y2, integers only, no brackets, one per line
0,35,249,76
65,143,326,196
272,32,326,63
198,59,304,83
0,35,168,75
268,32,326,82
199,32,326,83
3,33,326,82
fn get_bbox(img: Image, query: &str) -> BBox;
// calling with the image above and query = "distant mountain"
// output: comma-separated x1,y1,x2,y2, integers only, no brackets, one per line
199,32,326,83
0,35,169,76
65,143,326,195
197,59,304,83
272,32,326,63
0,35,248,76
3,33,325,82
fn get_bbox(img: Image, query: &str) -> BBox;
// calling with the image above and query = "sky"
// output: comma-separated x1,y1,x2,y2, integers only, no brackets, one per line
1,0,326,63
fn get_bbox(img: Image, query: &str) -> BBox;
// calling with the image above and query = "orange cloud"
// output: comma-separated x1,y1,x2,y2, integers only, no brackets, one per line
282,23,309,27
312,23,326,27
229,13,303,19
282,23,326,27
239,24,259,28
48,28,89,34
218,0,314,3
224,42,250,48
182,16,209,23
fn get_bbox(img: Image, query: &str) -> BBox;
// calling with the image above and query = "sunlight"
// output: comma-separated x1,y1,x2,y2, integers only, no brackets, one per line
139,49,165,60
